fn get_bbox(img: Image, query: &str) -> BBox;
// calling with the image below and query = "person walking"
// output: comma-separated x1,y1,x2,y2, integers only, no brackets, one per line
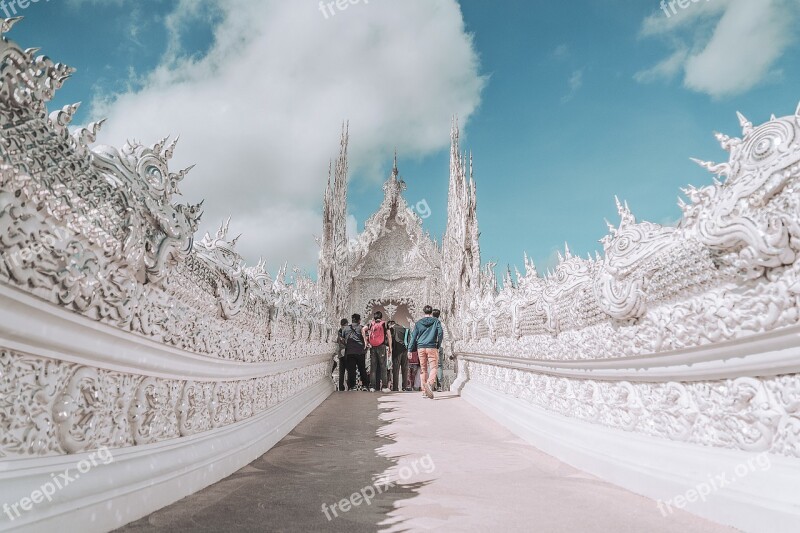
363,311,392,392
344,314,369,391
335,318,349,391
388,320,409,392
408,305,444,399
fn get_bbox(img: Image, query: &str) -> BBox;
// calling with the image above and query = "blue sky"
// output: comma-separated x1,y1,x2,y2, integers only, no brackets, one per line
7,0,800,277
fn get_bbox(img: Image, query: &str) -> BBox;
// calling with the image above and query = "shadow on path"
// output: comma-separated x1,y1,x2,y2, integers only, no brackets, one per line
117,391,426,533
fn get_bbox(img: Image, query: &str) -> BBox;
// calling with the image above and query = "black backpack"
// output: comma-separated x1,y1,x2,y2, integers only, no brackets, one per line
344,325,366,355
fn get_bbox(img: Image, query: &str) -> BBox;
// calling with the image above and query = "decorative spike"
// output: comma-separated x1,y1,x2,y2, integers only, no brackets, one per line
169,164,195,186
770,114,777,122
49,102,81,130
690,157,730,177
713,130,741,152
24,47,41,56
796,101,800,119
72,118,106,146
677,197,686,209
604,218,615,232
164,135,180,160
1,17,24,34
151,135,170,154
556,250,564,263
564,242,572,259
736,111,753,136
690,157,716,171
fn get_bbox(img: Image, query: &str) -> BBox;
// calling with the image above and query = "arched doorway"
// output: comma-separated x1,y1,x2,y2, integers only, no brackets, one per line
365,298,416,327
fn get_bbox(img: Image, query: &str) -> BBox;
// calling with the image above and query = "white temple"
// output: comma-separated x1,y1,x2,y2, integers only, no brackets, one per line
318,119,480,332
1,18,800,533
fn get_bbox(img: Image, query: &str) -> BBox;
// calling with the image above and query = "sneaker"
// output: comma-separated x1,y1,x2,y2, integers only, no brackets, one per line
369,388,376,392
423,382,434,399
381,388,391,393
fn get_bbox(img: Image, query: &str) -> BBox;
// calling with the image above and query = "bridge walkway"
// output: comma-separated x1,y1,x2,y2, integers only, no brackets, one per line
118,391,733,532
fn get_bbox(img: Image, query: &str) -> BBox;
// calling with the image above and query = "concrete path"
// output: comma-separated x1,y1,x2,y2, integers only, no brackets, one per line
118,391,736,533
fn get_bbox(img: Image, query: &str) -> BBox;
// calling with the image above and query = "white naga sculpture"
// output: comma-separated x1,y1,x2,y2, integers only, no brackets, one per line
0,19,332,459
452,104,800,463
456,104,800,360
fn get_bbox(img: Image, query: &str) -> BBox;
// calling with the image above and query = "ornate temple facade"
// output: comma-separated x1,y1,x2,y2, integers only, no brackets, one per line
318,119,481,331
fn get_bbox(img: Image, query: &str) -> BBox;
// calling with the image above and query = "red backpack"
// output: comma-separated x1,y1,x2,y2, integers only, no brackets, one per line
368,320,386,347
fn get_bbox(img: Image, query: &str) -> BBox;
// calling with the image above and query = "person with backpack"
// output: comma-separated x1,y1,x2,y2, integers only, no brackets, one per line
335,318,349,391
363,311,392,392
344,313,369,391
408,305,444,399
388,320,409,392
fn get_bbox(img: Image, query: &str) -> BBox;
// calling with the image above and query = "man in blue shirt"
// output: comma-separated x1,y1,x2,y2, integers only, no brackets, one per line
408,305,444,399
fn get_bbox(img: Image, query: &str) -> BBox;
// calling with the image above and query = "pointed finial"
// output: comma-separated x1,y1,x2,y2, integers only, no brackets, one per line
164,135,180,160
392,148,398,177
736,111,753,136
1,17,24,35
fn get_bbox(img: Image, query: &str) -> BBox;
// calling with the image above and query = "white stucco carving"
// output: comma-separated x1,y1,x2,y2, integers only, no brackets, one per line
3,18,800,531
0,20,333,466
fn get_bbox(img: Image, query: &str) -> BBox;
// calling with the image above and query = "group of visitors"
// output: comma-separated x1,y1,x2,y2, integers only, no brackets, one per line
333,305,444,399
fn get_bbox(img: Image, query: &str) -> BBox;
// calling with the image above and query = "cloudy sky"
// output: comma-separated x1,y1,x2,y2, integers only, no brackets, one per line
8,0,800,277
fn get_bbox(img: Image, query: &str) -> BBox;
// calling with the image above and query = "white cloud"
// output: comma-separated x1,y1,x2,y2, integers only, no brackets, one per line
561,69,584,103
88,0,485,273
633,47,687,83
553,44,570,60
635,0,797,98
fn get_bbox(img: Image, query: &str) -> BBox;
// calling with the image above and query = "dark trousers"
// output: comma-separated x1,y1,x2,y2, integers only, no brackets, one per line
337,356,346,390
392,349,408,391
370,345,388,390
346,352,368,390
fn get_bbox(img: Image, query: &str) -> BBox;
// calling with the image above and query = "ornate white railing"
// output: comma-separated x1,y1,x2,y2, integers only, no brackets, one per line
451,102,800,533
0,19,334,531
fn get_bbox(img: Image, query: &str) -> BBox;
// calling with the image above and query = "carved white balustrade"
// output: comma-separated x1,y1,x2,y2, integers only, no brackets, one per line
0,20,334,532
450,105,800,533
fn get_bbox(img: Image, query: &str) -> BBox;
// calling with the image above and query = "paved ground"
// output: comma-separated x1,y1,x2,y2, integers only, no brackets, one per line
118,391,737,533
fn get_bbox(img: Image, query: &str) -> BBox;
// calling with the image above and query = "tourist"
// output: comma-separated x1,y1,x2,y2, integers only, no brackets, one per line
432,309,445,392
408,305,444,399
363,311,392,392
344,314,369,391
388,320,409,392
335,318,349,391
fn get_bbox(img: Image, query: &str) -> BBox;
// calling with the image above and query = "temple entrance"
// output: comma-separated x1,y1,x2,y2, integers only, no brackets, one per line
365,298,416,327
